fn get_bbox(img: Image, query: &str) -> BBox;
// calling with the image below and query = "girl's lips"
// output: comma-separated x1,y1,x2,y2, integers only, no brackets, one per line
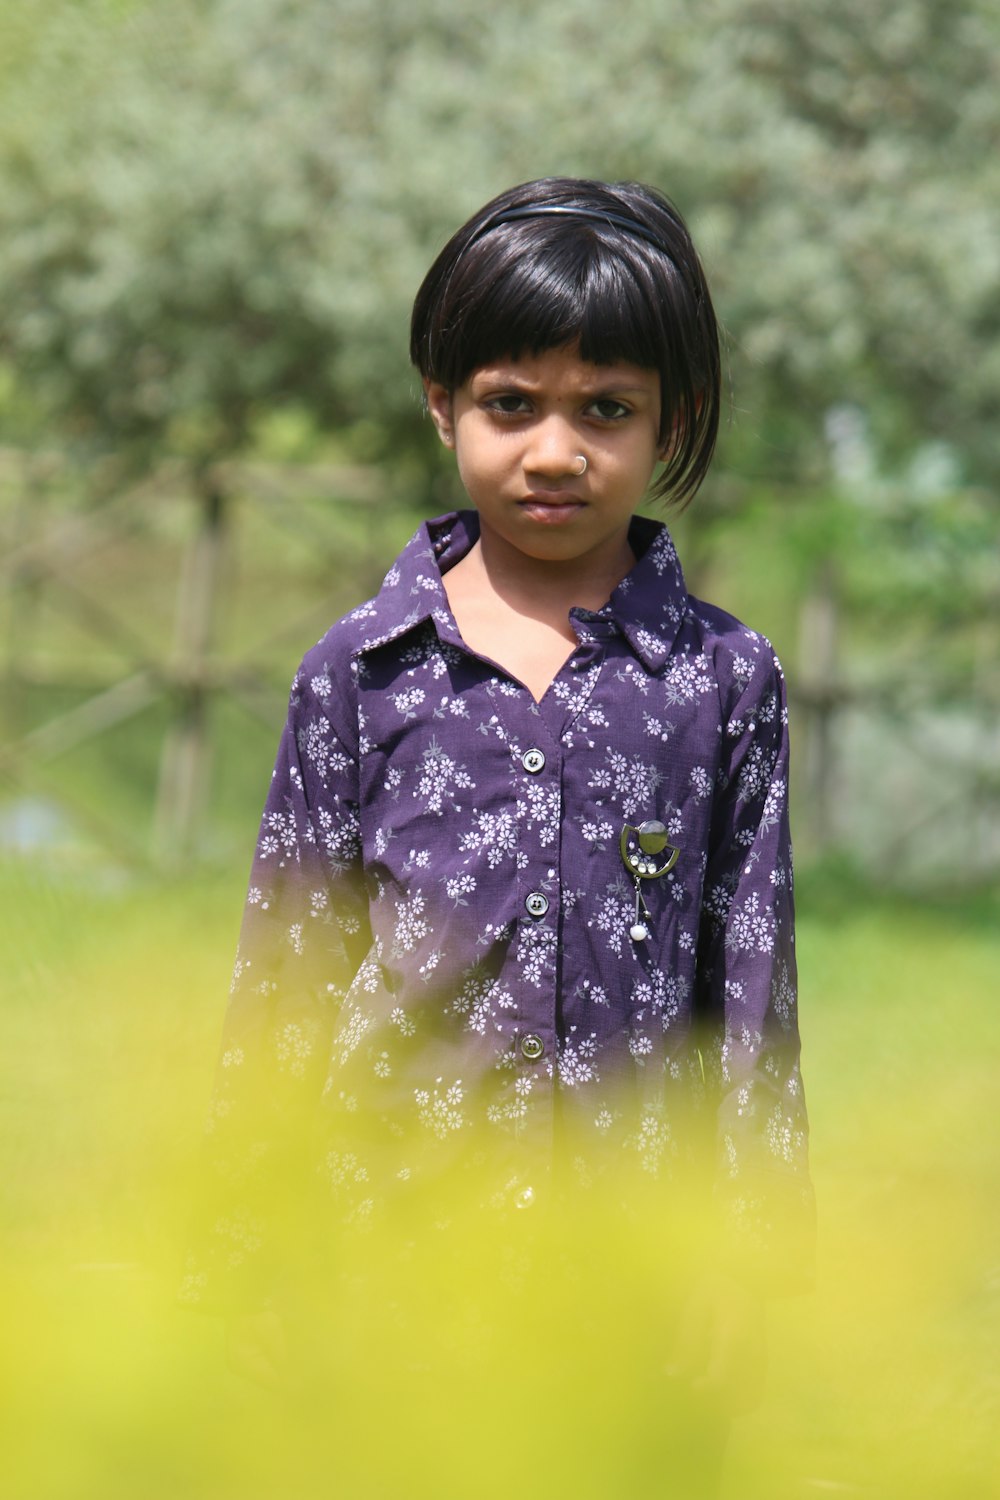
518,494,585,523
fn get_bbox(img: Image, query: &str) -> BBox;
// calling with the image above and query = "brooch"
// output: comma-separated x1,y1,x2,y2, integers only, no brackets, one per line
619,820,680,943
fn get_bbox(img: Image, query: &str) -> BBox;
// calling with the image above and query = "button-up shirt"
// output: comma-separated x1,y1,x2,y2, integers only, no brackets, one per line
185,511,812,1310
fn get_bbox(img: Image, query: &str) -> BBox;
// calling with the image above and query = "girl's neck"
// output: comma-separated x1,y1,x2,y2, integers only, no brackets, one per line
441,520,637,702
470,522,636,624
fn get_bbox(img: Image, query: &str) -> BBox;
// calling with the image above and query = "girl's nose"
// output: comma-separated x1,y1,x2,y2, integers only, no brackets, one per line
524,418,581,479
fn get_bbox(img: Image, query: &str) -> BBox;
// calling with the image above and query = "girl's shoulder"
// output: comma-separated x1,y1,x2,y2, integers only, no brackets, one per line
296,599,374,679
680,592,789,715
683,592,777,657
283,596,382,755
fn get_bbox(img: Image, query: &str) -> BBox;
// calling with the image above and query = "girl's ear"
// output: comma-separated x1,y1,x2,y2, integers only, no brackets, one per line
423,379,455,448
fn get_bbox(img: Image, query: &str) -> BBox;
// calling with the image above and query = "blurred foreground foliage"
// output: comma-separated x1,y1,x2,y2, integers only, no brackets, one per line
1,857,997,1497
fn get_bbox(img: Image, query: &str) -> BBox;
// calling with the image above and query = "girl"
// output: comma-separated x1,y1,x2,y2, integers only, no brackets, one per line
184,178,813,1458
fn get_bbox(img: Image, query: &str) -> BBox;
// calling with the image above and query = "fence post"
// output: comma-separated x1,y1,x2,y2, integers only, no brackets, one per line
152,469,228,869
797,557,840,855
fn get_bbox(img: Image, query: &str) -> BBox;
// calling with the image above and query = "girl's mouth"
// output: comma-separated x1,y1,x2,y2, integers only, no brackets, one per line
518,494,585,523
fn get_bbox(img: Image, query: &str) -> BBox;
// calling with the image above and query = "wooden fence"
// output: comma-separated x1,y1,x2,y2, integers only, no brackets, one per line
1,448,997,883
0,448,419,870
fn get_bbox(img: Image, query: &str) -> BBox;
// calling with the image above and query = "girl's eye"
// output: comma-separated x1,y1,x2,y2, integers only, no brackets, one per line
587,398,631,421
485,394,531,415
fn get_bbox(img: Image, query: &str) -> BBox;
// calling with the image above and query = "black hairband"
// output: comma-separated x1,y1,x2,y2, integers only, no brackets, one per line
472,204,671,255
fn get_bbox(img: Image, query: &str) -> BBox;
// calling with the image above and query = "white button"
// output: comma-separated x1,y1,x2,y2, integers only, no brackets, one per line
521,748,546,774
520,1033,544,1060
525,891,548,917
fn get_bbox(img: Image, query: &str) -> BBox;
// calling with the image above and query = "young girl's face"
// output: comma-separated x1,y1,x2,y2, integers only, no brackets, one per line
424,343,664,571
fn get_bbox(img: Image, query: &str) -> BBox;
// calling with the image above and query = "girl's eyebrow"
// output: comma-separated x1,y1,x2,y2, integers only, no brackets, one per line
471,371,654,396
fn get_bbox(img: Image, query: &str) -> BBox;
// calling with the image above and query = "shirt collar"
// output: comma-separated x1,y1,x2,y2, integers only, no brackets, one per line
350,510,689,671
346,512,474,656
577,513,689,671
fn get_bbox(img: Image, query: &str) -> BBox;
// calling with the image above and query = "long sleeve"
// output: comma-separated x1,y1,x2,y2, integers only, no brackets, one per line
695,643,814,1294
180,662,371,1314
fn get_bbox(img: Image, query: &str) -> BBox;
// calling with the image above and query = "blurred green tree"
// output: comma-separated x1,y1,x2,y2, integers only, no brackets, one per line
0,0,997,488
0,0,997,873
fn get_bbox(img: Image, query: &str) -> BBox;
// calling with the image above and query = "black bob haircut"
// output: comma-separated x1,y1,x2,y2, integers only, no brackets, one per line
410,177,721,508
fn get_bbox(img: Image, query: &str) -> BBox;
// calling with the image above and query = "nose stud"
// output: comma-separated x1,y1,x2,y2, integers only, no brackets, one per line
572,455,588,476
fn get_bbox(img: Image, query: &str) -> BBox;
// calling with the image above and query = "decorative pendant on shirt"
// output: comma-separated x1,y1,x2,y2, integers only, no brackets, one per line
619,820,680,942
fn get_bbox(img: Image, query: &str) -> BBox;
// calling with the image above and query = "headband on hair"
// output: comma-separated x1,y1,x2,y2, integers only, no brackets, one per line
470,203,672,255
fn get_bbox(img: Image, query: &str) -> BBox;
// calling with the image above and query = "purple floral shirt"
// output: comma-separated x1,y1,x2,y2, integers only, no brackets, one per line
184,511,812,1310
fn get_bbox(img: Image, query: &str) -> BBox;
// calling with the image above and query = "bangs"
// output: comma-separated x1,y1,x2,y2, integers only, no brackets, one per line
434,227,668,387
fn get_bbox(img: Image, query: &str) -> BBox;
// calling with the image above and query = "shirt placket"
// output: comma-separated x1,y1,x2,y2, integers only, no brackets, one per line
500,699,564,1164
488,627,611,1152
